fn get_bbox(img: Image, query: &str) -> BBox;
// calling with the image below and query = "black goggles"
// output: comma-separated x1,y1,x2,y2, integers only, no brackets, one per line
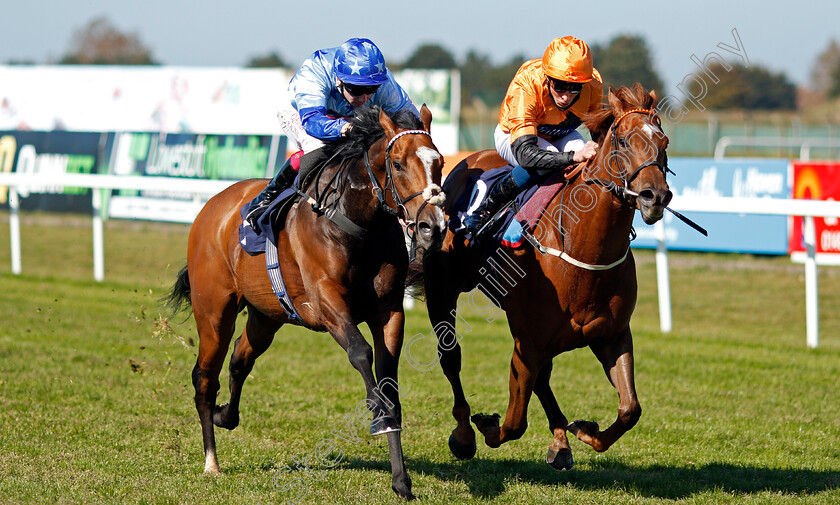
341,82,381,96
548,78,583,94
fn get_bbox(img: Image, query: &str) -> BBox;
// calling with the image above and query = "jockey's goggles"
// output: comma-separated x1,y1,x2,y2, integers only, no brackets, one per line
548,78,583,95
341,82,381,96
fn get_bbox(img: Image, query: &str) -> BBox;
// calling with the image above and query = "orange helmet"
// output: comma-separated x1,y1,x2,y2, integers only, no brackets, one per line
542,36,594,83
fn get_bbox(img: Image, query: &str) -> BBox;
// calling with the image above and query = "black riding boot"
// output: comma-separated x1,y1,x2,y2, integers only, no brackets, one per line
464,172,522,235
245,158,297,232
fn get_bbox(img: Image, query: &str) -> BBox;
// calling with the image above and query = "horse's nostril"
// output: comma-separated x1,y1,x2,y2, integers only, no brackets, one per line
639,189,655,202
418,221,433,237
663,191,673,207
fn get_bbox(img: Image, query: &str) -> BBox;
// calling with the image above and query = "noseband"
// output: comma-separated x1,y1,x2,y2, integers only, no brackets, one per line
364,129,445,232
529,107,673,270
585,108,673,202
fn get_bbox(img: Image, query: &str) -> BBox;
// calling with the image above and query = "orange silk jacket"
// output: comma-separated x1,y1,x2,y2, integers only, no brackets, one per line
498,58,603,143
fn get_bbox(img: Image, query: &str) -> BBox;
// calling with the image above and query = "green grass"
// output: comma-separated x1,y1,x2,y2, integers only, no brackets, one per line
0,212,839,504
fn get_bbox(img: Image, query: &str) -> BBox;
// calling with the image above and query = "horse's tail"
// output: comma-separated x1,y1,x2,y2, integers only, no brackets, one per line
164,264,192,315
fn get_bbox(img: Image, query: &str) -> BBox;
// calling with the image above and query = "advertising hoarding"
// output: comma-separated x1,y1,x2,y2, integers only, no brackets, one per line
632,158,791,254
789,161,840,264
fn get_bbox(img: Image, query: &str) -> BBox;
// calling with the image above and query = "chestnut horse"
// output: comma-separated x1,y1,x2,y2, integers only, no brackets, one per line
423,85,673,470
167,105,445,499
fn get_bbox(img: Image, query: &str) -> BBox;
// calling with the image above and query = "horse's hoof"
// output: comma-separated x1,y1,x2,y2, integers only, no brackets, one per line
392,476,414,500
394,489,415,501
546,447,574,471
371,416,402,436
470,412,501,431
203,462,222,475
213,403,239,430
448,432,477,460
567,419,599,437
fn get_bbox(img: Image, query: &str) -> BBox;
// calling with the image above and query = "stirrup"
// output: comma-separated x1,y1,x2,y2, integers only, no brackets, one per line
464,211,491,236
245,199,272,231
465,201,512,238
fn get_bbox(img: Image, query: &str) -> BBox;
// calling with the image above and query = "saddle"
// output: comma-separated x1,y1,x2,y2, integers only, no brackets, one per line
238,177,302,255
445,162,569,248
238,150,334,255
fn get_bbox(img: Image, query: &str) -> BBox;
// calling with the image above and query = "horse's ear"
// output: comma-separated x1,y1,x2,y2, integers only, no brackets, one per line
648,89,658,109
379,108,398,137
420,104,433,132
607,86,623,112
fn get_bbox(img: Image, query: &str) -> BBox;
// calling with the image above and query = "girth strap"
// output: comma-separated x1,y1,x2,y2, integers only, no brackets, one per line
296,189,367,239
265,239,316,329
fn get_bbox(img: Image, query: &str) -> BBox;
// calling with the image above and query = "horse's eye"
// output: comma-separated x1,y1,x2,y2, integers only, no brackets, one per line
393,160,402,171
618,137,628,148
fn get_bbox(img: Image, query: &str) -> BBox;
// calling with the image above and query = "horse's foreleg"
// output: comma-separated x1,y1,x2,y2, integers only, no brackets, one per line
192,295,238,474
320,289,399,436
214,308,281,430
472,347,537,448
568,333,641,452
426,285,475,460
328,313,410,498
533,361,574,471
370,308,413,500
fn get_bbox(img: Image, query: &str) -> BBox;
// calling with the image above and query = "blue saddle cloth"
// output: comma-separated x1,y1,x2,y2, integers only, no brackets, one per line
238,176,302,255
447,165,540,247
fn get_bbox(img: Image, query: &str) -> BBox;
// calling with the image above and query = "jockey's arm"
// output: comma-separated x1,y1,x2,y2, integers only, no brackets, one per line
298,105,345,141
511,134,576,171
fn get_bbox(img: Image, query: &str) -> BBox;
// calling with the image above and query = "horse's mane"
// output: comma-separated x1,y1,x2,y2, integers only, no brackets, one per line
315,106,427,293
320,106,424,162
583,83,657,144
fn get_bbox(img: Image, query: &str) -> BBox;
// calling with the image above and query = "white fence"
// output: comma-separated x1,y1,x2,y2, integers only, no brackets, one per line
3,173,840,347
0,172,235,282
714,136,840,161
654,195,840,348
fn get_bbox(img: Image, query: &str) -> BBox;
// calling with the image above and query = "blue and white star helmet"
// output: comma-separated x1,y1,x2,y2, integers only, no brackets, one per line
333,38,389,86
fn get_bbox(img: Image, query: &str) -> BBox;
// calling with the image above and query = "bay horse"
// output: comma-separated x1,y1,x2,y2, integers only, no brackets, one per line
167,105,446,500
423,85,673,470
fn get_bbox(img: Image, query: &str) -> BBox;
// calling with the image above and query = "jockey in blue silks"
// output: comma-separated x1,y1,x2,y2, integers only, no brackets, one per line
246,38,419,232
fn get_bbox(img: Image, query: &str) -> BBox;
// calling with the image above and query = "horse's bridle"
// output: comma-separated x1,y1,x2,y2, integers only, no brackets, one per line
534,107,674,270
364,129,445,236
584,108,673,203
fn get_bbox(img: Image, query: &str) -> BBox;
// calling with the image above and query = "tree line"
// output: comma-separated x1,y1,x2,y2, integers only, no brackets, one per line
10,16,840,113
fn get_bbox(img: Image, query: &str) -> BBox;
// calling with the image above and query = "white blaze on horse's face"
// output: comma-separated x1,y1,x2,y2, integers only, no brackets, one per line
416,146,446,207
641,122,663,140
416,146,439,187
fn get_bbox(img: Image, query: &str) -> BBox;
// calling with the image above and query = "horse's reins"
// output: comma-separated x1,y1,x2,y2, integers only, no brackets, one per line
528,108,673,270
581,108,671,202
300,152,369,239
364,129,445,258
301,128,444,253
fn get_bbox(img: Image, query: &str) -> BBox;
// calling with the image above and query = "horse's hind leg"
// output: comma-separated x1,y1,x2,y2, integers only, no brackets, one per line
214,307,281,430
471,346,538,448
533,361,574,471
568,331,641,452
192,292,239,474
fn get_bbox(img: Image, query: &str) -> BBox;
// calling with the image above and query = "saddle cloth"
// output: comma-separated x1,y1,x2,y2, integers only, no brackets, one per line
238,175,302,256
445,163,568,248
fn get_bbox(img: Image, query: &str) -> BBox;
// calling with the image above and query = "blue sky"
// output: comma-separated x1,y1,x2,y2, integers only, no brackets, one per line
2,0,838,95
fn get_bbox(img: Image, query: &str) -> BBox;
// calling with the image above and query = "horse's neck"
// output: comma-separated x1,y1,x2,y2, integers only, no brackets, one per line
316,155,383,228
551,174,634,264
